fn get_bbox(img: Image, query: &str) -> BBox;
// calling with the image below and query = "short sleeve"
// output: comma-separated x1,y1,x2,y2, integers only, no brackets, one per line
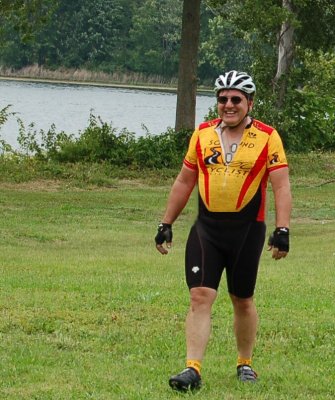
267,129,288,171
183,129,199,170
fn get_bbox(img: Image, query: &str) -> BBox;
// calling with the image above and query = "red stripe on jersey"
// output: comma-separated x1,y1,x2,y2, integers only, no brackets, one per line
236,144,268,210
268,164,288,172
252,119,274,135
196,138,210,206
256,174,269,221
183,159,198,170
199,118,221,131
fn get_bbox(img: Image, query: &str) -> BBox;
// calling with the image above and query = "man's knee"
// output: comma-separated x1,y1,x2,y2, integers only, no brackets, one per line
230,294,255,313
189,287,217,310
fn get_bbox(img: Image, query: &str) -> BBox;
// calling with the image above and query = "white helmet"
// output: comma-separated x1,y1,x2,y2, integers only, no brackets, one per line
214,70,256,95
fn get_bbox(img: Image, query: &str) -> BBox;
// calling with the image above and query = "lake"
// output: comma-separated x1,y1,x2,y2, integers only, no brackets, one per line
0,79,214,148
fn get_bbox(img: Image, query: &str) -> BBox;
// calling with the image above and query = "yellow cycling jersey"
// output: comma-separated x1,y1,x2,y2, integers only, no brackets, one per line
183,118,288,221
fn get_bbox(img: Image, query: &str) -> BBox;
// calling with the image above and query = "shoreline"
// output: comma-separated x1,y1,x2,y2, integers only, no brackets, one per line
0,75,213,96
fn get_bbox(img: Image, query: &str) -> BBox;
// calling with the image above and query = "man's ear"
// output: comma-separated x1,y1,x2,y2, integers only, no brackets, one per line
248,99,254,112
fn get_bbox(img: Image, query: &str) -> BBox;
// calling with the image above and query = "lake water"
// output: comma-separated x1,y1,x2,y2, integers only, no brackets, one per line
0,79,214,148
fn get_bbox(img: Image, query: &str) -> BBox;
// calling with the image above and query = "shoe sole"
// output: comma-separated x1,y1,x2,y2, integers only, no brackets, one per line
238,378,257,383
169,379,201,392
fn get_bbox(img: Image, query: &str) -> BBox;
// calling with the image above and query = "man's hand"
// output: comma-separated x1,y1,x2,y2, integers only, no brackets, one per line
267,227,289,260
155,223,173,255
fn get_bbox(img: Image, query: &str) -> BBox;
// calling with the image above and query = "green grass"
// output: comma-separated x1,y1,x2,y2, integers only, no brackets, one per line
0,157,335,399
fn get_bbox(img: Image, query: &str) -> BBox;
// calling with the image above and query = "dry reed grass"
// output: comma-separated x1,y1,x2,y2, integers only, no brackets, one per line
0,64,178,86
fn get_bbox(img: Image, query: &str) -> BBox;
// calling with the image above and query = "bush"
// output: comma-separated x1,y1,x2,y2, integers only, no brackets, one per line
2,104,334,171
0,110,191,169
54,114,136,165
133,127,191,168
284,90,335,152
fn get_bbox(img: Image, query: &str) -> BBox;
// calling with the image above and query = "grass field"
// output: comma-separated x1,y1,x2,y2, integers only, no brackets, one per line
0,155,334,399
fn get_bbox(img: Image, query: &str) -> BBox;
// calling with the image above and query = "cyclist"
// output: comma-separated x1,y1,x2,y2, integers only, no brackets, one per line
155,70,292,391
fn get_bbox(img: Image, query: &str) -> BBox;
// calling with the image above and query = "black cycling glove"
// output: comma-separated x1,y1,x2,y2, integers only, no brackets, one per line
268,227,290,252
155,223,173,245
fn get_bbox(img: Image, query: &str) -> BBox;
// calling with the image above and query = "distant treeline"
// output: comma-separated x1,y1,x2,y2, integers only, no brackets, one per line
0,0,228,85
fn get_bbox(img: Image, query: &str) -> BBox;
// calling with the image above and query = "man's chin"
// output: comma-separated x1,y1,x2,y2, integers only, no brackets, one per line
222,116,246,128
223,120,240,127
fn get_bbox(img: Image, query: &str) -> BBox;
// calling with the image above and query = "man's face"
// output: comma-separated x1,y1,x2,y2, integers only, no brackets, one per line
217,89,253,127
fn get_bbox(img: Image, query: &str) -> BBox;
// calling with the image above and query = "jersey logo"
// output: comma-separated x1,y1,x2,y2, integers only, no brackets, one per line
204,147,223,165
269,152,280,164
247,131,257,139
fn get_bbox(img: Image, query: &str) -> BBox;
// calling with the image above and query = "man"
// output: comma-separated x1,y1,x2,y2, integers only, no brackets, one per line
155,70,292,391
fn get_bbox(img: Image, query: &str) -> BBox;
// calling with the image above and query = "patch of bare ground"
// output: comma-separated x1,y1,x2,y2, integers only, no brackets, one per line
0,180,65,191
0,179,160,192
292,217,335,224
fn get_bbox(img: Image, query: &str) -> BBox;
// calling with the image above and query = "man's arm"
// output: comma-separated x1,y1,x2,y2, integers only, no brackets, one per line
269,167,292,259
156,165,197,254
162,165,198,224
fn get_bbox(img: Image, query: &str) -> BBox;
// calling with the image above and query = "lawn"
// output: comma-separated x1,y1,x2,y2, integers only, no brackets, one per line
0,158,334,399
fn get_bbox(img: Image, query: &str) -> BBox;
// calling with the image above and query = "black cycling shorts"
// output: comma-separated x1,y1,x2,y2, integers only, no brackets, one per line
185,217,266,298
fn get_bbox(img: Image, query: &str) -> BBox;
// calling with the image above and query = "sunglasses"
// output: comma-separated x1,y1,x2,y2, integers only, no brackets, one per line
217,96,243,105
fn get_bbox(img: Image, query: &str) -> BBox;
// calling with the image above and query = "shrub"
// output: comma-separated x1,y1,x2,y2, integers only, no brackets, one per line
2,105,334,171
133,127,191,168
54,114,136,165
284,90,335,152
0,111,191,168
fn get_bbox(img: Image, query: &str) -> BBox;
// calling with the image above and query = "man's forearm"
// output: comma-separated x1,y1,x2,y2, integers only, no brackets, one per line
162,179,195,224
161,166,197,224
274,186,292,228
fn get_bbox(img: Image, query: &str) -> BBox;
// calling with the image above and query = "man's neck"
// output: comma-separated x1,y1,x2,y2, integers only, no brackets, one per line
224,116,251,137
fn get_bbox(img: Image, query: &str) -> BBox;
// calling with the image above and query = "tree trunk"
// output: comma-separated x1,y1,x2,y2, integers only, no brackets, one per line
273,0,294,109
175,0,201,131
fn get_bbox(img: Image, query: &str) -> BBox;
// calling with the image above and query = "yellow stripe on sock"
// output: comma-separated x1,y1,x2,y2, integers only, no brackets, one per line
187,359,201,375
237,356,252,367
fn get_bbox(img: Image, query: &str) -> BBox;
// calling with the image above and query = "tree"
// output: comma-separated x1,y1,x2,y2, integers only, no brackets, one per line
206,0,335,148
0,0,56,41
128,0,182,77
273,0,294,109
175,0,201,131
199,13,252,79
0,0,57,67
0,0,136,71
38,0,131,70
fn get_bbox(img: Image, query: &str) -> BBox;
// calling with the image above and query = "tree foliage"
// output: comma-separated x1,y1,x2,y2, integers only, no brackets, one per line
206,0,335,150
128,0,182,77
